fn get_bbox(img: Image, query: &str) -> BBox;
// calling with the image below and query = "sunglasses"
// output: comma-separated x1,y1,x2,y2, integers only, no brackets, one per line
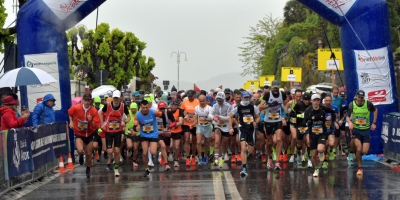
253,98,259,100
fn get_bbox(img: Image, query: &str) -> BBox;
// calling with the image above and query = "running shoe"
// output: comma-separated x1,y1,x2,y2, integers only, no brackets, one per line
127,150,132,158
357,168,363,176
114,168,120,177
240,167,248,176
329,151,335,161
144,169,150,177
308,160,313,168
219,159,225,168
186,158,191,166
214,158,219,166
231,154,236,163
274,162,281,170
322,162,328,169
224,154,229,161
107,164,113,171
94,151,100,161
174,161,179,167
237,154,242,162
148,159,155,167
302,154,306,162
203,157,208,165
192,157,197,166
283,154,288,162
279,155,284,162
168,153,174,162
160,154,165,165
313,168,319,177
79,155,84,165
133,161,138,168
103,152,108,160
272,150,276,161
261,155,267,163
86,169,90,178
198,157,203,165
267,158,274,169
165,164,171,171
348,153,354,166
289,155,294,163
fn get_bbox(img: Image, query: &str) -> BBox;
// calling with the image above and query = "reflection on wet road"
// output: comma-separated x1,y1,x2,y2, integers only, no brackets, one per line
24,157,400,200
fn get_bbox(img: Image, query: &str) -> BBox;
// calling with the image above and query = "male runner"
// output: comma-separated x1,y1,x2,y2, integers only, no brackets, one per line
181,90,200,165
193,95,213,165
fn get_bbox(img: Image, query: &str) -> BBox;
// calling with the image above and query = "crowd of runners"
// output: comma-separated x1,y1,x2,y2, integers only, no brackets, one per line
67,80,378,178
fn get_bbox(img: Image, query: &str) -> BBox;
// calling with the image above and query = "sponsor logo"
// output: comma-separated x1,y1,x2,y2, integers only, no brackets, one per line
381,122,388,143
60,0,80,13
368,90,387,103
26,60,57,67
13,132,20,171
357,54,386,63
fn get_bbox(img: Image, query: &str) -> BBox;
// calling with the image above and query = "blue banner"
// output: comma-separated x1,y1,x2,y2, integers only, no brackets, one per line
31,125,56,170
382,113,400,154
6,128,33,179
53,122,69,157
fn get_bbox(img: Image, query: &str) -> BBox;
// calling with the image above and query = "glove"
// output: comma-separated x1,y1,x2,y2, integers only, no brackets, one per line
169,122,177,129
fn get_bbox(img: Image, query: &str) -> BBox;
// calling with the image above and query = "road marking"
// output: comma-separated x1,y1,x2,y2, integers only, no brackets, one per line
212,172,226,200
224,171,242,200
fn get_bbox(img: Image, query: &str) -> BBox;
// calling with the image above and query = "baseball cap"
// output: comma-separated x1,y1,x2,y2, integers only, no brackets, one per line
303,93,311,100
241,91,251,98
93,96,101,103
133,91,140,97
216,92,225,100
186,90,195,97
83,93,92,100
311,94,321,100
224,88,231,94
112,90,121,98
130,102,138,109
356,90,365,97
271,80,279,88
339,91,346,96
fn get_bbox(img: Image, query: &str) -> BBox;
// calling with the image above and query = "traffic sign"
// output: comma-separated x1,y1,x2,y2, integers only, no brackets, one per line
259,75,275,86
281,67,302,82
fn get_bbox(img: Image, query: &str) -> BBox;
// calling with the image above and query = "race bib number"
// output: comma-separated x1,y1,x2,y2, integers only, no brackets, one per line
143,124,154,133
199,116,209,126
158,123,164,131
290,117,297,124
109,121,121,130
217,120,227,127
243,115,254,124
78,120,88,131
298,127,308,134
128,129,135,135
185,112,195,122
269,113,279,120
355,117,366,125
325,121,332,128
312,126,323,135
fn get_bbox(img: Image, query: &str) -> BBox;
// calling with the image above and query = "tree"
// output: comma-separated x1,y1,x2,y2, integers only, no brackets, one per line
67,23,156,90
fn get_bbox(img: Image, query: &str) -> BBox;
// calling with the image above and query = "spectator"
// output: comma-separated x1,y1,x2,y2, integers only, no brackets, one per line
32,94,56,127
0,95,30,130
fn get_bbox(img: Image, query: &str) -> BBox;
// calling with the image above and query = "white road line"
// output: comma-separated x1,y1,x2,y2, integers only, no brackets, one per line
224,171,242,200
212,171,226,200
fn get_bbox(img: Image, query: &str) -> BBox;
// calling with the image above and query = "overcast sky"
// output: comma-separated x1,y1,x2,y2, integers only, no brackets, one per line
3,0,289,91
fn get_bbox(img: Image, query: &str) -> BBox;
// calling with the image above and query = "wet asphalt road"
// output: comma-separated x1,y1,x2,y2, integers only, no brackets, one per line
20,155,400,200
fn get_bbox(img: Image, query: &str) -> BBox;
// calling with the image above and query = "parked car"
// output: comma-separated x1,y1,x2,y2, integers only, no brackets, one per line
307,83,337,94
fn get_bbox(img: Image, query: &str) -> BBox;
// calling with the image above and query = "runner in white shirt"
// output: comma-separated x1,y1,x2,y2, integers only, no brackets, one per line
193,95,213,165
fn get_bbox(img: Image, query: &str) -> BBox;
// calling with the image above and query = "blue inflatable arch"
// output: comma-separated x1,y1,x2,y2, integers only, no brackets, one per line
16,0,398,154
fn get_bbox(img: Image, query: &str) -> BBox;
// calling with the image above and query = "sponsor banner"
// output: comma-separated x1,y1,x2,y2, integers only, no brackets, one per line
24,53,61,111
32,125,56,169
43,0,88,20
53,122,69,157
354,46,393,105
318,48,344,70
382,114,400,154
243,80,259,93
259,75,275,86
6,128,33,180
318,0,357,16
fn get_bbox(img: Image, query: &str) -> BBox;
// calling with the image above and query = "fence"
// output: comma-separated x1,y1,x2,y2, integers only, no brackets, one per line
0,122,70,197
382,112,400,162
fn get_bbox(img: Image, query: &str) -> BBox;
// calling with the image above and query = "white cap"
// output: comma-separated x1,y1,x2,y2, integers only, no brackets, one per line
113,90,121,98
216,92,225,100
291,88,296,95
311,94,321,100
215,87,222,92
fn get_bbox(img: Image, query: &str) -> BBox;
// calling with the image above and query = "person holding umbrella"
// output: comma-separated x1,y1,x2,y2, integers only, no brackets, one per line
0,95,30,130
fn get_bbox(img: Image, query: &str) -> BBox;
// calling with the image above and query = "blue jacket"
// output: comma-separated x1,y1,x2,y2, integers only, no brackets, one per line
32,94,56,126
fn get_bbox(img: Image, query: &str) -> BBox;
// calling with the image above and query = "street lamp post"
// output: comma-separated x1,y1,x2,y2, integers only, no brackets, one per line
171,51,187,91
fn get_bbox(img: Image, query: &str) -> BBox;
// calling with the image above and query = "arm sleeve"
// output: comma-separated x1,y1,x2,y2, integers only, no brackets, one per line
102,104,108,113
161,111,167,127
179,109,185,118
263,93,270,103
347,103,353,117
167,111,175,122
123,105,130,115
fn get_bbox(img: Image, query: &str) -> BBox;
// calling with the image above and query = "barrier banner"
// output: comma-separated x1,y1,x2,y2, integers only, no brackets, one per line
382,113,400,154
53,122,69,157
31,125,56,169
6,128,33,180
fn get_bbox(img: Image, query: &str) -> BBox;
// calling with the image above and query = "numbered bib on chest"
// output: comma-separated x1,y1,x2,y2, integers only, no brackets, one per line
243,115,254,124
312,126,323,135
217,120,227,127
269,113,279,120
143,124,154,133
298,127,308,134
185,112,195,122
157,122,164,131
109,121,121,130
128,129,135,135
199,116,209,126
355,117,366,125
325,121,332,129
78,120,88,131
290,117,297,124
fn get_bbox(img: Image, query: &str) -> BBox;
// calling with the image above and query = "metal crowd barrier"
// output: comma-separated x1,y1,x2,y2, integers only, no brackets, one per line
0,122,70,197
